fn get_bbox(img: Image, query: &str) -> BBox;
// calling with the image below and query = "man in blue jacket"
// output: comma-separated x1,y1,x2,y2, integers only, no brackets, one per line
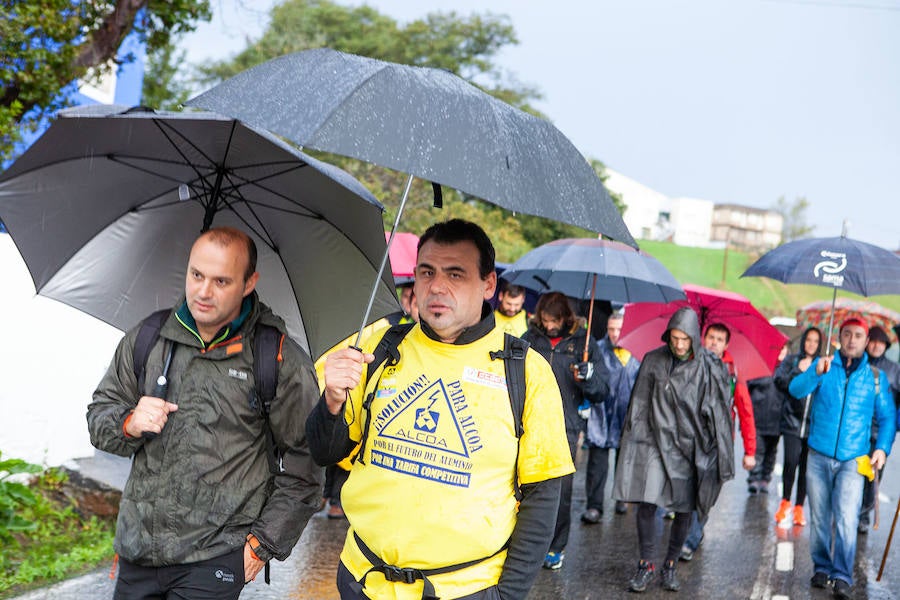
789,318,896,599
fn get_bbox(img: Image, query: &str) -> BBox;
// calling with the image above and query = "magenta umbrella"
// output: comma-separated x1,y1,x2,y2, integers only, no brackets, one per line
617,283,789,381
385,231,419,285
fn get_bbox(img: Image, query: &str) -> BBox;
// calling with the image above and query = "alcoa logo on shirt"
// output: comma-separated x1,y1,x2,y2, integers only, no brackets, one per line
368,370,493,488
813,250,847,287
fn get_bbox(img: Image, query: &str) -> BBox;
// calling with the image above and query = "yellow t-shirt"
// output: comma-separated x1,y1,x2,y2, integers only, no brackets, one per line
493,309,528,337
338,324,573,599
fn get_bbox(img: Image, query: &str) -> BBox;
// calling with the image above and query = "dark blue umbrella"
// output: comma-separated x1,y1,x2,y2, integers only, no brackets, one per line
501,238,685,304
741,235,900,352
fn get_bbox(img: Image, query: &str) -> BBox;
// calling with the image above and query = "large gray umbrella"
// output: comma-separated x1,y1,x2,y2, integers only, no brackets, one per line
501,238,684,304
0,105,399,359
186,48,636,247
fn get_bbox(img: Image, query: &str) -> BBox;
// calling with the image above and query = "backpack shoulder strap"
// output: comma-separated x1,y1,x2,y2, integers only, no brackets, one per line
490,333,529,500
132,309,171,392
870,364,881,397
357,323,415,464
253,323,283,416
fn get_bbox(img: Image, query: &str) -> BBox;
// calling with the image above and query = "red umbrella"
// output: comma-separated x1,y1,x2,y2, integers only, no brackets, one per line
618,283,789,381
385,231,419,284
796,298,900,349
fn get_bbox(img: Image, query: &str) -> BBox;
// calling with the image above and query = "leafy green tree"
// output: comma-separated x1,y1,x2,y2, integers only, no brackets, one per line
0,0,211,162
773,195,815,242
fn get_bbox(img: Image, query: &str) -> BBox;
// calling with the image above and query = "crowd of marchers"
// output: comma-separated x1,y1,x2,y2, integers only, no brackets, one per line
86,220,898,600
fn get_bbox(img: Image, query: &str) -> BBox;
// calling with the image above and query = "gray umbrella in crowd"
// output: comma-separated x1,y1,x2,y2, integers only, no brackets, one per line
502,237,684,361
501,238,684,305
0,105,399,359
186,48,636,339
741,231,900,354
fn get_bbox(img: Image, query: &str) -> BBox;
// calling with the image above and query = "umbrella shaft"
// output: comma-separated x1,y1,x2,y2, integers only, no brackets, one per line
354,174,415,347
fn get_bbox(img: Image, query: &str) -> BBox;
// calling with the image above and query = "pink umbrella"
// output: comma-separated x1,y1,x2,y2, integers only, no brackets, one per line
618,284,789,381
385,231,419,284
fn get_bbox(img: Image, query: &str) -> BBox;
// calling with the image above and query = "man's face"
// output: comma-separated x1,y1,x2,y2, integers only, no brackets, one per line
540,314,564,337
840,325,868,358
803,331,821,357
185,236,258,340
867,339,887,359
669,328,693,359
703,328,729,359
497,291,525,317
414,239,496,343
399,285,414,315
607,317,624,346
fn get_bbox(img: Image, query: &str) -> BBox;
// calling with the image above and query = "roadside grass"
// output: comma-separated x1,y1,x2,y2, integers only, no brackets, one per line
639,239,900,318
0,462,115,598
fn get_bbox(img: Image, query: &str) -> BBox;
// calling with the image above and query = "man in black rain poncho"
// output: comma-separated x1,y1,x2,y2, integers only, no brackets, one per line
614,306,734,593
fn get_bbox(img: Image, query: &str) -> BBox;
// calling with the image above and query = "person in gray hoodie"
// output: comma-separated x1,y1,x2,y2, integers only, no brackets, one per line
614,307,734,593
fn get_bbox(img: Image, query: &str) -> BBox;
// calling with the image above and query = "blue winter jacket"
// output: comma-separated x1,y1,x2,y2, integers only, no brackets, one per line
789,353,896,461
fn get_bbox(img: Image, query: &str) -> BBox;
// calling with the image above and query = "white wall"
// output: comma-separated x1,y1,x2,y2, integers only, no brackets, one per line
604,168,669,241
670,197,714,247
0,236,122,467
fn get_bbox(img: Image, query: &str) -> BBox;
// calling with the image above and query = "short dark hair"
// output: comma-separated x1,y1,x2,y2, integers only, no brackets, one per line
200,227,257,281
499,282,526,298
705,322,731,343
418,219,495,279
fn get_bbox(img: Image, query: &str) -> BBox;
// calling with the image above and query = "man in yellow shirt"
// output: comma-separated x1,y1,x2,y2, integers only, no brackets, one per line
307,219,574,599
493,282,528,336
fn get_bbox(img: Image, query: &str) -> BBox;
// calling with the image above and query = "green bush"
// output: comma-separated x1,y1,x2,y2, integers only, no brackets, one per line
0,455,116,597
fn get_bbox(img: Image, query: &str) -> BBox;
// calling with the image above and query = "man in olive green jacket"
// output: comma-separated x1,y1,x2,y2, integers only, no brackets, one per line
87,227,321,599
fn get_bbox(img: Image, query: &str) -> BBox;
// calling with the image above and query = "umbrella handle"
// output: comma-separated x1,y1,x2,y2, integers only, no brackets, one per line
582,274,597,362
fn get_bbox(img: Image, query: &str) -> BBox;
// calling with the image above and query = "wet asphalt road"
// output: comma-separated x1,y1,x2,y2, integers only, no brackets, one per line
13,443,900,600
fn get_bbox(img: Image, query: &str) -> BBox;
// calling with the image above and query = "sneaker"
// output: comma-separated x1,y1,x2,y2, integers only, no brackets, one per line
327,502,345,519
810,571,830,588
661,560,680,591
857,520,869,534
664,511,675,520
615,501,628,514
748,482,759,494
628,560,655,592
774,499,792,524
581,508,602,524
543,551,564,570
793,505,807,526
833,578,851,599
757,480,769,494
678,545,694,562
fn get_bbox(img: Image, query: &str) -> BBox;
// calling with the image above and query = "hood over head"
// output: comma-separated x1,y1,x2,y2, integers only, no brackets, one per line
662,306,702,356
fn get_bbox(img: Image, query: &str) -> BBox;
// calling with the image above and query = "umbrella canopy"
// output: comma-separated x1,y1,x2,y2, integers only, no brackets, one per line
0,105,399,359
386,231,419,285
742,236,900,298
500,238,684,304
742,235,900,351
618,284,789,381
186,47,636,247
796,298,900,348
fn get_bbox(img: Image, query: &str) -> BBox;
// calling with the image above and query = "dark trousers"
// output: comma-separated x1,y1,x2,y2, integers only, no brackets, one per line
585,446,619,511
749,434,780,483
114,547,245,600
860,439,886,524
549,431,580,553
636,503,691,564
782,433,809,505
336,561,502,599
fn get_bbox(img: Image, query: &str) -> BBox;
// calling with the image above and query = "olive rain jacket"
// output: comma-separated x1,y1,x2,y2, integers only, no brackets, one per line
87,294,321,566
613,307,735,519
522,323,610,434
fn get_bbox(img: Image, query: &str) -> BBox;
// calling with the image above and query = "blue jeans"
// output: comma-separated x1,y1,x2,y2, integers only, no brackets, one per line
806,448,865,586
683,511,707,551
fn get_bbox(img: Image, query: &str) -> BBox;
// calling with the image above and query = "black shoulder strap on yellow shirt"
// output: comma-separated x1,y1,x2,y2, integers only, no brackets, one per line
490,332,529,501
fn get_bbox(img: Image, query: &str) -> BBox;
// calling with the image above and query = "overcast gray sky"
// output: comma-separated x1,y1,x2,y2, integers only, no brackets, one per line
183,0,900,250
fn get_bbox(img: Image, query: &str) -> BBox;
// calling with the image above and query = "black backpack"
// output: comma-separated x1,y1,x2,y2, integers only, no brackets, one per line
356,323,529,500
132,308,284,472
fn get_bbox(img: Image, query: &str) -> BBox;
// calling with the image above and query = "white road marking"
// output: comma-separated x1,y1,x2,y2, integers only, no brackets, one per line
775,541,794,571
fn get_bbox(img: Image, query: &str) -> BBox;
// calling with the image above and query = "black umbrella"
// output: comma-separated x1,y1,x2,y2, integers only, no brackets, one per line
0,105,399,359
186,48,636,340
741,232,900,353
